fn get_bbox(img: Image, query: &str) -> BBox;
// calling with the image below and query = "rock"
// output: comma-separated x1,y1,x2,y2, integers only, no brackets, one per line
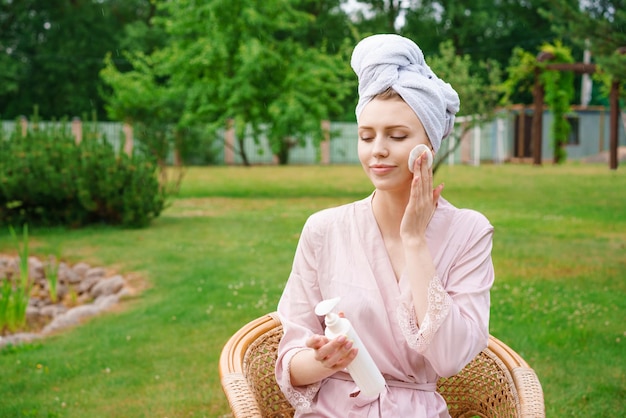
43,304,102,333
59,262,80,284
85,267,106,280
95,294,120,310
117,287,132,299
55,283,69,301
90,275,125,298
4,257,19,279
28,256,45,281
26,305,40,321
0,254,132,345
77,276,100,294
40,304,67,318
72,262,91,280
34,274,48,288
77,292,92,304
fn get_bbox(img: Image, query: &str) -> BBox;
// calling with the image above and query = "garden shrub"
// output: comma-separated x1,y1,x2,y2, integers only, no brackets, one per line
0,122,166,228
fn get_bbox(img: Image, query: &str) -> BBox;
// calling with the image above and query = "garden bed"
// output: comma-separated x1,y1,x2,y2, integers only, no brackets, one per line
0,253,134,349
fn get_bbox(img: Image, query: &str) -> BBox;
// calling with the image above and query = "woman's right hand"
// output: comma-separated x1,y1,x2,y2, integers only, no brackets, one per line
306,333,358,372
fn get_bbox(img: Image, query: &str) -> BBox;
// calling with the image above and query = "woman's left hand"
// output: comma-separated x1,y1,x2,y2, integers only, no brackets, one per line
401,151,443,243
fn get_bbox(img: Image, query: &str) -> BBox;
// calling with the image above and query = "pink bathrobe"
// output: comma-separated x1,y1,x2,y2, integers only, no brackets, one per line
276,194,494,417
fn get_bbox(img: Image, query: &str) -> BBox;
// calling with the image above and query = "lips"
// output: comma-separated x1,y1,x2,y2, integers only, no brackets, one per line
369,164,395,174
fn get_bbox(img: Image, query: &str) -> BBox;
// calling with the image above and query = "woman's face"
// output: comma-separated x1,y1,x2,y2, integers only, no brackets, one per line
357,97,431,192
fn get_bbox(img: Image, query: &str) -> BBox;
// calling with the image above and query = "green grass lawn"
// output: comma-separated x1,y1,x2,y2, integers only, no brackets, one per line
1,163,625,417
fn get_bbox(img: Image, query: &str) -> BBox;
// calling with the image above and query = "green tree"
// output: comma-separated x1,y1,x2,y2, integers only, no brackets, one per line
541,0,626,98
428,40,503,171
292,0,354,51
400,0,566,83
104,0,354,166
347,0,405,33
0,0,154,120
291,0,358,121
100,48,186,169
347,0,567,104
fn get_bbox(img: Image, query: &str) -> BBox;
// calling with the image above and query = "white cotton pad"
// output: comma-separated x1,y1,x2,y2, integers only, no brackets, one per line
408,144,433,172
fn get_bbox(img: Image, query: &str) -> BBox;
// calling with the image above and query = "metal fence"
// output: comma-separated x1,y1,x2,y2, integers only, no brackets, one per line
11,110,621,165
0,117,507,166
1,119,126,153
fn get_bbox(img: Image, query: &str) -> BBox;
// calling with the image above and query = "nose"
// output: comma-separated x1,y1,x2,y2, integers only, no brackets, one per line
371,137,388,158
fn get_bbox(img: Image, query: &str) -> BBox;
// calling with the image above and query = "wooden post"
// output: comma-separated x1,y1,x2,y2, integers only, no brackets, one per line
320,120,331,165
71,117,82,144
598,108,605,153
531,68,544,165
123,122,134,156
609,80,620,170
20,116,28,137
516,111,525,158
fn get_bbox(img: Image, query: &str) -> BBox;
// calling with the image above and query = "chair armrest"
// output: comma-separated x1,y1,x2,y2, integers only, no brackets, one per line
221,372,263,418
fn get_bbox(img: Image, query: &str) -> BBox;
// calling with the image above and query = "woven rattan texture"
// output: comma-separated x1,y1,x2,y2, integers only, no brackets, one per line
222,373,264,417
512,368,545,417
437,349,519,418
243,324,295,417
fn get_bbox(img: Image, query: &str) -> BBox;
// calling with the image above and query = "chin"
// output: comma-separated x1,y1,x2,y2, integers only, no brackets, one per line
369,176,411,192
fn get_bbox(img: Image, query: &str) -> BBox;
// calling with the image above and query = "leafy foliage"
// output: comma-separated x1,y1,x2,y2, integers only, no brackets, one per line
430,41,503,119
541,0,626,95
0,121,165,228
500,48,539,105
0,225,31,334
501,41,576,163
401,0,558,68
0,0,156,120
539,42,574,163
101,0,354,165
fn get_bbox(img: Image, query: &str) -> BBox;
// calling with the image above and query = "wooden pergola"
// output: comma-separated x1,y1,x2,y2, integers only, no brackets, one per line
531,51,622,169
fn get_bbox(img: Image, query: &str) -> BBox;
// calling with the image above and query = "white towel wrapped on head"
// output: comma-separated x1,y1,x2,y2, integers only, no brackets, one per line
351,34,460,152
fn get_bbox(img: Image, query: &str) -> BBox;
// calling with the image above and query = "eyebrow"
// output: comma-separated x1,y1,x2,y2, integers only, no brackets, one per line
358,124,411,130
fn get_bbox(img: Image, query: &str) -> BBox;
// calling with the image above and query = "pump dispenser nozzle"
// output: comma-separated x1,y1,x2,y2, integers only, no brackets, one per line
314,297,386,397
315,297,340,318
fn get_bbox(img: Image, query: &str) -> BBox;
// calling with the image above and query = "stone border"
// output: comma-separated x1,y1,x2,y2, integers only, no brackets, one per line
0,254,134,349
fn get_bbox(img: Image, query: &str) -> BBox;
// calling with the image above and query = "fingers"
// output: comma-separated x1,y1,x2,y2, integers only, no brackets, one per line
433,183,444,206
309,334,357,370
419,151,433,187
306,334,328,350
411,151,434,198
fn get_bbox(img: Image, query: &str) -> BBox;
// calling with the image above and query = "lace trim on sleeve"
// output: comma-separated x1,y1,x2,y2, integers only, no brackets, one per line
397,275,452,353
279,349,321,413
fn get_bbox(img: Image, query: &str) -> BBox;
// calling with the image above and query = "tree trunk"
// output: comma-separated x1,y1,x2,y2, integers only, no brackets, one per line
237,136,250,166
276,137,290,165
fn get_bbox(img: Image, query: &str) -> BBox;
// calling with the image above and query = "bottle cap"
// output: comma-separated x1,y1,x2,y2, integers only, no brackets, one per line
315,297,341,316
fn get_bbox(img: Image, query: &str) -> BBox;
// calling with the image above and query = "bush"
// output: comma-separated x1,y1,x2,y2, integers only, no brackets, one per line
0,122,166,228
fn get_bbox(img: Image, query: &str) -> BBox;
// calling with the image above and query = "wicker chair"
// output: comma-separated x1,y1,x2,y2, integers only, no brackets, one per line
219,312,545,417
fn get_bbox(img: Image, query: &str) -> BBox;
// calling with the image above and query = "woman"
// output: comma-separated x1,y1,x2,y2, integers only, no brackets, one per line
275,34,494,417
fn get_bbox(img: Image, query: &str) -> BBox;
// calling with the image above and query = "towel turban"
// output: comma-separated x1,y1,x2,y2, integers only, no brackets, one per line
351,34,460,152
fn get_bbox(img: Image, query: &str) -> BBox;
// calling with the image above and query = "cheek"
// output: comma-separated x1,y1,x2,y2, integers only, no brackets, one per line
357,141,369,166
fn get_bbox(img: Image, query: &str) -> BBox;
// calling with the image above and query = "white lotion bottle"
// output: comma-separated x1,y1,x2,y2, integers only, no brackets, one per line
315,297,386,397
